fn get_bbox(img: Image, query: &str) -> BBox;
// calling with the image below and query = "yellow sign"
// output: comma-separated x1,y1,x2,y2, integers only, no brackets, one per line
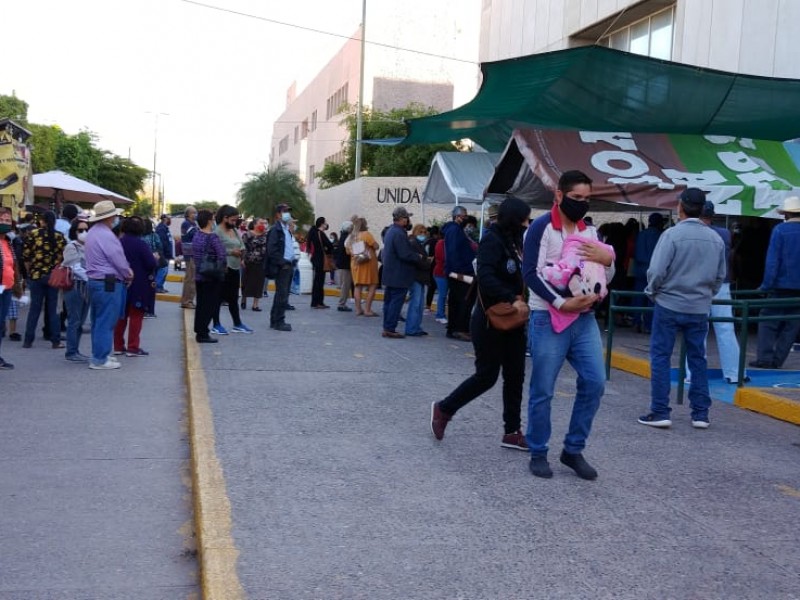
0,129,33,218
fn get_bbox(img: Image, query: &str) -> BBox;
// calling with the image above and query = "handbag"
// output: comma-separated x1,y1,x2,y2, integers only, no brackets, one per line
48,264,74,291
350,238,370,264
319,231,336,271
198,234,226,281
482,294,530,331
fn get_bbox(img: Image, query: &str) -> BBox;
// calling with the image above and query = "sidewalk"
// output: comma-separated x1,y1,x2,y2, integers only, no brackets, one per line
187,298,800,599
0,294,198,599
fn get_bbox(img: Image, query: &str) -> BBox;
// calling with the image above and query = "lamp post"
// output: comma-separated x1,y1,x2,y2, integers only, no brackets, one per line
354,0,366,179
146,111,169,215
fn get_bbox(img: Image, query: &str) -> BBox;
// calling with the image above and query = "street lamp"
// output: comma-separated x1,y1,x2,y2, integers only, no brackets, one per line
146,111,169,215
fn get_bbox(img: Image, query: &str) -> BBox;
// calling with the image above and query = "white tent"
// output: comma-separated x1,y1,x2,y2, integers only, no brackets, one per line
33,170,133,205
422,152,501,205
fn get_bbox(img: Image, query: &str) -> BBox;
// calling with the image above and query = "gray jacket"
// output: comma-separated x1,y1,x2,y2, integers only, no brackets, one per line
645,219,725,314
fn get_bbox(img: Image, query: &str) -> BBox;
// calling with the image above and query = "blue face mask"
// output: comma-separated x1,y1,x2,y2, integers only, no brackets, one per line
416,235,426,242
112,216,120,229
281,212,292,223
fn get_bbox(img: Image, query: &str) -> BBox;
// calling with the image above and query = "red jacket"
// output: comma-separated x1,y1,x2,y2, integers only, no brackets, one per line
433,239,446,277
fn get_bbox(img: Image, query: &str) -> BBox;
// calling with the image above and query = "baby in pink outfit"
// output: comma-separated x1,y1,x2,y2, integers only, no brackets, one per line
542,234,615,332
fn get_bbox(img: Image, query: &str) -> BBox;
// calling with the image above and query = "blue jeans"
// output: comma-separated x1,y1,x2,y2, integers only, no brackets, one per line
526,311,605,457
64,282,89,357
24,276,60,345
382,286,407,333
155,265,168,290
0,290,11,358
87,279,124,366
433,275,448,319
650,303,711,421
404,282,426,335
686,283,746,382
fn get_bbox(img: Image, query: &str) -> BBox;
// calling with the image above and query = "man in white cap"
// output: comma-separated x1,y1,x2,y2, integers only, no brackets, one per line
752,195,800,369
84,200,132,369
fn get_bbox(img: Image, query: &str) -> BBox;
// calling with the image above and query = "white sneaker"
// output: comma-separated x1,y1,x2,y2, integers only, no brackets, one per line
435,317,448,324
89,359,121,370
692,420,710,429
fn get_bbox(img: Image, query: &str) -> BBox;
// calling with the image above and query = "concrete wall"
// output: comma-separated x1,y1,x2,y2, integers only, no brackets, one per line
480,0,800,77
315,177,460,238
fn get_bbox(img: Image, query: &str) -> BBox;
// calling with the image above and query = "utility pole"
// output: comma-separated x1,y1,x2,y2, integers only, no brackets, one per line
147,112,169,215
354,0,366,179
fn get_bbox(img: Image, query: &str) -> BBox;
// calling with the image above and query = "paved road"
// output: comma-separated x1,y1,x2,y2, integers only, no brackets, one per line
197,301,800,600
0,300,198,599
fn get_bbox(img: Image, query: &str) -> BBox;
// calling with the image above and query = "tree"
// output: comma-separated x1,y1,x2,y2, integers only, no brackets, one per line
317,103,460,188
97,152,149,200
129,197,154,218
237,163,313,225
0,93,29,124
27,124,65,173
55,130,103,182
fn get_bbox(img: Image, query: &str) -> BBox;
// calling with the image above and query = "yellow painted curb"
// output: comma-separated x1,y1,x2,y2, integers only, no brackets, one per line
167,273,184,283
734,388,800,425
157,293,182,304
607,350,651,379
184,311,246,600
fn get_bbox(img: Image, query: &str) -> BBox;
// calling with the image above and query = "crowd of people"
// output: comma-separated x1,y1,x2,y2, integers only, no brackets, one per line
1,179,799,481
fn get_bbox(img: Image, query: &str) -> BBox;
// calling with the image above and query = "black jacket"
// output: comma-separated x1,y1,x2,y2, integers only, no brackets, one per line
476,225,524,309
307,226,334,268
335,230,351,270
265,223,291,279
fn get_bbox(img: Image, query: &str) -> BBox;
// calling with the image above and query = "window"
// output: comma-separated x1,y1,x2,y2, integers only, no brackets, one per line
325,150,346,164
603,6,674,60
307,164,316,184
294,126,299,144
311,110,317,132
278,135,289,155
325,83,350,119
301,119,309,139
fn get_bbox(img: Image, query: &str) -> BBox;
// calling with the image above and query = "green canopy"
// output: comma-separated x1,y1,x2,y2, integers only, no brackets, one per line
403,46,800,150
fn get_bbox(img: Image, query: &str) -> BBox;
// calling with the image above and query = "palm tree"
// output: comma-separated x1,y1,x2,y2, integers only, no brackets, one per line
236,163,313,225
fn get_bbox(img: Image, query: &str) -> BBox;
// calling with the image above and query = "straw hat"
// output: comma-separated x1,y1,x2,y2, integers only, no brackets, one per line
777,196,800,214
88,200,124,222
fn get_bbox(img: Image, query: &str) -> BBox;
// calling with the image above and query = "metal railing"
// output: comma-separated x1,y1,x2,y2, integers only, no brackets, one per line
605,289,800,404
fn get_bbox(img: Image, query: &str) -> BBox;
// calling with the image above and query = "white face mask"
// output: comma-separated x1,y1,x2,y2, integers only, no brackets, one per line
281,212,292,223
78,232,88,242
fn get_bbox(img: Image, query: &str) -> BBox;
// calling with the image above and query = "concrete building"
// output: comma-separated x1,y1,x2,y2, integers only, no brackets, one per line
479,0,800,78
269,0,481,212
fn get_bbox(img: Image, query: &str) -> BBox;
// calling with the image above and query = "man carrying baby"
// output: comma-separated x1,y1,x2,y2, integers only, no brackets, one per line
522,170,615,480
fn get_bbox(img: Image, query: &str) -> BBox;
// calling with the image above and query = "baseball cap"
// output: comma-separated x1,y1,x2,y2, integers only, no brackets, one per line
275,203,291,213
392,206,413,219
678,188,708,207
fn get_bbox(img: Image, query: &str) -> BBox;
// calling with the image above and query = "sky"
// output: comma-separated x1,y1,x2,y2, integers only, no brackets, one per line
11,0,371,205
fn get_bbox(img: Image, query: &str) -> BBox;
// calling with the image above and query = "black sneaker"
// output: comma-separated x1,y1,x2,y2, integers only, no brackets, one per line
0,357,14,370
637,413,672,428
196,335,218,344
560,450,598,480
271,323,292,332
529,456,553,479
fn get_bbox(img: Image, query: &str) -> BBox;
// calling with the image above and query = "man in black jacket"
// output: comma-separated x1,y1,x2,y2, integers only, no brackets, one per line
266,203,295,332
306,216,334,308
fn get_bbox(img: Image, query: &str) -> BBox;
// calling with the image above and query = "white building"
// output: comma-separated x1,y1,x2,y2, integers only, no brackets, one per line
479,0,799,78
269,0,481,210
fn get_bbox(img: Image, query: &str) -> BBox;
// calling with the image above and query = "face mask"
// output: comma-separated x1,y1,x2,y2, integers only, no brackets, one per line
255,224,266,233
112,217,120,229
225,221,235,229
405,221,413,232
416,235,426,242
0,223,11,234
281,212,292,223
560,195,589,223
78,232,88,242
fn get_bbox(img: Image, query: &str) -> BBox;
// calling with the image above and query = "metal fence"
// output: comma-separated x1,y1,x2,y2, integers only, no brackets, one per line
605,289,800,404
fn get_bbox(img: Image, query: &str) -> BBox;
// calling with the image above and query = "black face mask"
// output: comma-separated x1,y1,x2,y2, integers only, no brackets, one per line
405,221,413,232
560,196,589,223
